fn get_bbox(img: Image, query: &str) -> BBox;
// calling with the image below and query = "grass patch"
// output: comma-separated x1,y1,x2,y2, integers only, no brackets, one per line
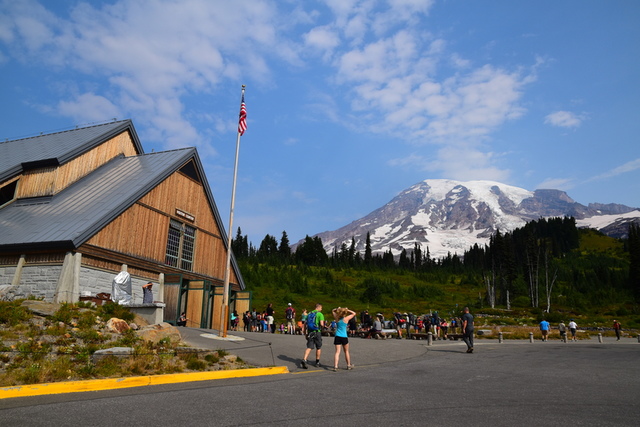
0,300,247,386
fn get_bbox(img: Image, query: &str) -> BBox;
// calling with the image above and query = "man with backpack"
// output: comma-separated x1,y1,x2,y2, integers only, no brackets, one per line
301,303,325,369
285,303,296,335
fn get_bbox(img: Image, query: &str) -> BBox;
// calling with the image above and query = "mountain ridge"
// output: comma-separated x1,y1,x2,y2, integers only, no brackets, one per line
301,179,640,259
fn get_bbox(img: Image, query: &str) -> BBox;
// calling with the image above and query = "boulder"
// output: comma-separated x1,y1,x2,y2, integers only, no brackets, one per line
92,347,133,364
106,317,131,333
21,300,60,317
136,322,182,344
132,313,150,327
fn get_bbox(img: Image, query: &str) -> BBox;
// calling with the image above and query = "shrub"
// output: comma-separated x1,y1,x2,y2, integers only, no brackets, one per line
186,356,206,371
0,300,31,326
204,353,220,364
51,303,76,324
97,302,135,322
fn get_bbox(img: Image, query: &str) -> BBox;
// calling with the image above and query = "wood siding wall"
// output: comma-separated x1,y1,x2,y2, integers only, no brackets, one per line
0,252,66,266
85,168,240,287
16,131,138,198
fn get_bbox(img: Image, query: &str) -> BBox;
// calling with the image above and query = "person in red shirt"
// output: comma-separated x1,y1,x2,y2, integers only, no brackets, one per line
613,320,622,341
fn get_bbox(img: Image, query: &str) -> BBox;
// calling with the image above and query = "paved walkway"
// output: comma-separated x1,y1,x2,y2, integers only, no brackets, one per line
178,327,639,371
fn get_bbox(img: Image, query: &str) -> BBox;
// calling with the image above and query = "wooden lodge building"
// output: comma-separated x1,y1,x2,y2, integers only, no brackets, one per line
0,120,249,329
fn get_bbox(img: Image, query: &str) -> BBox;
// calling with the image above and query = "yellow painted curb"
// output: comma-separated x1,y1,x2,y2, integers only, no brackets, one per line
0,366,289,400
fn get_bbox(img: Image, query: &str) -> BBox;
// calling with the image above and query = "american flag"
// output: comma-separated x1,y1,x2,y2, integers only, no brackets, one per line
238,93,247,136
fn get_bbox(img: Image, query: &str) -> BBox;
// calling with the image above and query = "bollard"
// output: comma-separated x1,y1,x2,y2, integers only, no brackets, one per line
637,334,640,343
427,332,433,346
499,332,503,343
529,332,534,343
598,333,603,343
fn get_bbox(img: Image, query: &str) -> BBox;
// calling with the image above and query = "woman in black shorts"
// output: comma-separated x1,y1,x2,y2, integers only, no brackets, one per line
332,307,356,371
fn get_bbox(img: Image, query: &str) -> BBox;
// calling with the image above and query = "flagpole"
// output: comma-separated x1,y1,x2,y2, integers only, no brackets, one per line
220,84,246,338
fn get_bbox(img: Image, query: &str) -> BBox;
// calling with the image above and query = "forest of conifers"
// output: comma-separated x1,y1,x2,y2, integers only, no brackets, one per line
232,218,640,327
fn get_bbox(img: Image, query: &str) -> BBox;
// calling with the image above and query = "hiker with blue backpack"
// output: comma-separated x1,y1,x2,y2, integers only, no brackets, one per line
300,303,325,369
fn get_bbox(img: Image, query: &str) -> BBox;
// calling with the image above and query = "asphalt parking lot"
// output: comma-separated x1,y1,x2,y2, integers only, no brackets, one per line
2,329,639,426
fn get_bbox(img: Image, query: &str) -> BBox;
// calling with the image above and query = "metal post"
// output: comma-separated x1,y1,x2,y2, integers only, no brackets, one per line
529,332,534,343
220,85,246,338
598,333,603,343
499,332,503,343
427,332,433,346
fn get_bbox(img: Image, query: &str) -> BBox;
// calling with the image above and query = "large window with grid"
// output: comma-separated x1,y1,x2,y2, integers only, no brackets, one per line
165,219,196,271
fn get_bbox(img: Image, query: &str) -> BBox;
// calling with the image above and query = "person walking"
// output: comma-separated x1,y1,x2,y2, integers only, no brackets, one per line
539,318,550,341
394,311,405,339
407,312,417,339
558,320,567,341
613,320,622,341
266,303,276,333
285,303,296,335
300,309,308,335
331,307,356,371
568,319,578,341
461,307,474,353
432,312,441,340
301,304,325,369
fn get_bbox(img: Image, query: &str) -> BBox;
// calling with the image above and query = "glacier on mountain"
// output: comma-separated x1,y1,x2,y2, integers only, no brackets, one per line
305,179,640,260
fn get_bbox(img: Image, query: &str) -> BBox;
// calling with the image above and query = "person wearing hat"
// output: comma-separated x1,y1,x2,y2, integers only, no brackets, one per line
285,303,296,335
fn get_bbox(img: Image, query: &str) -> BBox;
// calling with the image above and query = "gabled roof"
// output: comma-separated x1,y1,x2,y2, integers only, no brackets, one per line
0,149,194,250
0,120,143,182
0,122,244,289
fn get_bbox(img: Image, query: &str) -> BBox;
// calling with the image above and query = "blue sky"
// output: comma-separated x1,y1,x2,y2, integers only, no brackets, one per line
1,0,639,247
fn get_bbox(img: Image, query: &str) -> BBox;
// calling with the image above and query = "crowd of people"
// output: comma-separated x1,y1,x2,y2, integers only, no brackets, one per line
236,304,624,350
237,303,472,341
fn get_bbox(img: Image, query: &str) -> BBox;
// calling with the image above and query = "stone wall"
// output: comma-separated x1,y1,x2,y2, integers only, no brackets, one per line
0,264,154,304
79,266,151,304
0,264,61,300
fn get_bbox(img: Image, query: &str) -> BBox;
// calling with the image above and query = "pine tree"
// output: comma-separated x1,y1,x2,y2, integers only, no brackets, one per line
278,231,291,261
364,232,373,265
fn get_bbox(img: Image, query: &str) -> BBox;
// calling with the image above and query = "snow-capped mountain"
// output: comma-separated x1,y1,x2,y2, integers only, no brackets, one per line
306,179,640,259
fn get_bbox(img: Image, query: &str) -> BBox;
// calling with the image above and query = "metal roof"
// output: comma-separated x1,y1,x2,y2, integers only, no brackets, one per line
0,121,244,289
0,149,195,250
0,120,143,183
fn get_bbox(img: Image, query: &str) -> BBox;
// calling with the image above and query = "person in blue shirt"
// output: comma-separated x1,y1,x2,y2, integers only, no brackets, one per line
332,307,356,371
540,319,551,341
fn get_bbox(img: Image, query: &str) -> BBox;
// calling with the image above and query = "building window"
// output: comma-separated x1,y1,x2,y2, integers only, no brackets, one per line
165,219,196,271
0,179,19,208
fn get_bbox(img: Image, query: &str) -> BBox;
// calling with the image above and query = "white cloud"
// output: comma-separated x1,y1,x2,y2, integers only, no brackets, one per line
544,110,585,128
303,25,340,60
1,0,286,153
536,178,574,190
389,147,511,183
57,93,121,122
585,158,640,182
2,0,535,185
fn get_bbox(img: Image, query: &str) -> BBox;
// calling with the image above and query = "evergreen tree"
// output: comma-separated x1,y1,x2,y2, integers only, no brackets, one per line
257,234,278,260
413,242,422,270
399,248,411,269
364,232,373,265
278,231,291,261
231,227,249,259
348,237,356,266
